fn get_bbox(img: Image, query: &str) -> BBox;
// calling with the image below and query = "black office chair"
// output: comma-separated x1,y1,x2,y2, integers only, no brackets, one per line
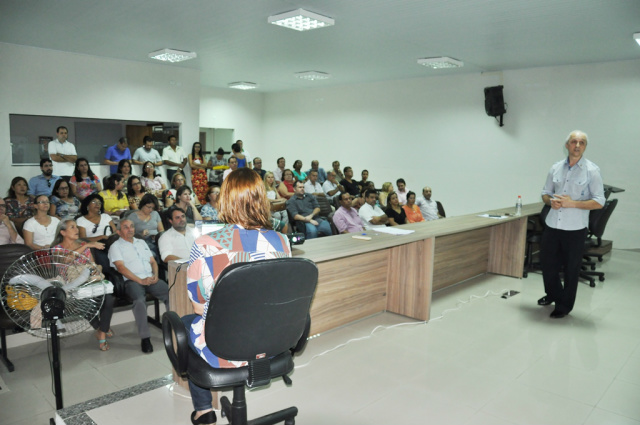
523,204,550,278
580,198,618,287
436,201,446,218
163,258,318,425
0,244,34,372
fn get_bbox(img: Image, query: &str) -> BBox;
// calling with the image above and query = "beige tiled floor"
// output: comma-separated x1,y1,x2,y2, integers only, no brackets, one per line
1,249,639,425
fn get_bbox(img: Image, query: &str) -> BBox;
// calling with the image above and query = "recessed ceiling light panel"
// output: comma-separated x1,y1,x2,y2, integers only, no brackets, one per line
268,8,334,31
149,48,197,63
417,57,464,69
228,82,258,90
294,71,331,81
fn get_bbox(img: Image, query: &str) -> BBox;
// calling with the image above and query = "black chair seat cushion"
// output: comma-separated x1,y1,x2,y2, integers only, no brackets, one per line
187,349,294,390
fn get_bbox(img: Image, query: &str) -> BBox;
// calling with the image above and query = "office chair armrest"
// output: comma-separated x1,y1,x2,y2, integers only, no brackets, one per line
162,311,189,376
291,314,311,355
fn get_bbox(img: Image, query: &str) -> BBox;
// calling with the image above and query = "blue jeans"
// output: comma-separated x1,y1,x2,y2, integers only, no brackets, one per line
304,219,332,238
181,314,214,411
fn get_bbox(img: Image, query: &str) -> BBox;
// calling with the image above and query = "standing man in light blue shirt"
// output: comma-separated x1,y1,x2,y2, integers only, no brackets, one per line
538,130,605,319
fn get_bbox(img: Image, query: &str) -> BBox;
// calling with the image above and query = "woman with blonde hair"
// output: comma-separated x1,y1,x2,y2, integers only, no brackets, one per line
263,171,289,233
379,182,393,209
184,168,291,425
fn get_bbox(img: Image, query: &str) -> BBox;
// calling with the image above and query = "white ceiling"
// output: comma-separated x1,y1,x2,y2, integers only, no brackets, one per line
1,0,639,92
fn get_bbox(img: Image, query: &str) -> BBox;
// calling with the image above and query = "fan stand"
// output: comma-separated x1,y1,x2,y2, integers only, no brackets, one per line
49,319,64,411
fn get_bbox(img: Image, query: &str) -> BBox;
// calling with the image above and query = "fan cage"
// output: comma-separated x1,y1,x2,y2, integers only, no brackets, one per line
1,248,107,338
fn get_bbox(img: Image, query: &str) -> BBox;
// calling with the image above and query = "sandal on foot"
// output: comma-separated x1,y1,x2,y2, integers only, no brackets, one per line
98,339,109,351
106,329,114,338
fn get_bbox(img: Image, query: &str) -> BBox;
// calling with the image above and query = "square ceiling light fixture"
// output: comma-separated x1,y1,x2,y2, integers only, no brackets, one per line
634,32,640,46
418,57,464,69
149,48,197,63
228,82,258,90
295,71,331,81
268,8,334,31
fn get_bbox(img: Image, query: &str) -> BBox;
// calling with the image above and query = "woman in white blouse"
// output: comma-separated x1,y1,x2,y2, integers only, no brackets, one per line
23,194,61,250
140,161,167,198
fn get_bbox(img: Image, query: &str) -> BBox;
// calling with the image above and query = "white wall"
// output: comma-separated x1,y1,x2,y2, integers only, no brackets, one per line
0,42,201,183
199,86,264,155
258,60,640,248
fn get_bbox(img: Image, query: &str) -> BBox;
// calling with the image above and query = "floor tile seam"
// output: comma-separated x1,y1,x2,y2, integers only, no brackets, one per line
513,377,603,408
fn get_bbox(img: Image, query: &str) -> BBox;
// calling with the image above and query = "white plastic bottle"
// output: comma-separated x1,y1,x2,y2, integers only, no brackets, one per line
515,195,522,216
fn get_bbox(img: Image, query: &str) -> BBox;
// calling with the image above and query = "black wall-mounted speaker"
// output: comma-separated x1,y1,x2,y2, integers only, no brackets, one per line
484,85,506,117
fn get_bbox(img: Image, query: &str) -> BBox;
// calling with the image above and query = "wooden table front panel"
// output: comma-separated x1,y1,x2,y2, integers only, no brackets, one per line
310,250,389,335
432,228,490,291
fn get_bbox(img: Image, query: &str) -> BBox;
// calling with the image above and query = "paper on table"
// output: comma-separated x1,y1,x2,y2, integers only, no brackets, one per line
374,227,415,235
478,214,509,220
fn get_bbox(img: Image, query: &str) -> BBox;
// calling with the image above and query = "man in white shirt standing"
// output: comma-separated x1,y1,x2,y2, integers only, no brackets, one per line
48,126,77,177
158,206,196,263
415,186,442,221
359,189,389,230
162,135,187,183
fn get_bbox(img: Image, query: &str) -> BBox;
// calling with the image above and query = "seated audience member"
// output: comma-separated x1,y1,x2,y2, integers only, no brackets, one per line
322,171,343,203
416,186,443,220
264,172,289,233
222,157,238,181
128,194,164,241
158,206,196,263
396,178,409,205
103,137,131,175
379,182,393,209
174,186,202,225
332,160,345,181
77,193,117,243
385,191,407,225
207,147,227,185
278,169,296,199
126,176,149,211
307,160,327,184
117,159,133,193
403,191,425,223
359,169,369,189
0,198,24,244
359,189,389,230
109,219,169,353
70,158,102,201
140,161,166,199
230,142,249,168
286,180,332,239
292,160,307,182
132,136,163,171
340,166,361,197
51,219,113,351
273,157,286,184
252,157,266,180
23,194,60,250
184,168,291,424
49,179,81,219
5,176,35,232
99,174,129,216
333,193,365,234
200,186,220,222
304,170,325,197
236,139,252,168
28,158,60,197
163,173,198,208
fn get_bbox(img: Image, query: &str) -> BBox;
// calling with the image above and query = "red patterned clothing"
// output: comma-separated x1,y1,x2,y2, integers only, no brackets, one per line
190,156,208,204
186,224,291,368
70,175,100,199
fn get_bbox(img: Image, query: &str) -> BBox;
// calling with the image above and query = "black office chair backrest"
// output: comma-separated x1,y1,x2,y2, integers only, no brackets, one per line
589,198,618,243
204,258,318,362
0,244,33,278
